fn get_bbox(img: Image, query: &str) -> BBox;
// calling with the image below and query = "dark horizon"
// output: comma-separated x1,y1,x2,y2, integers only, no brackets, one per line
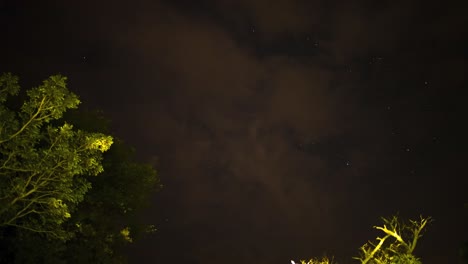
1,0,467,263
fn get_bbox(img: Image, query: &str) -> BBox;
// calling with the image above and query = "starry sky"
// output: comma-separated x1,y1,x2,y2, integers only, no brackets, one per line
1,0,468,263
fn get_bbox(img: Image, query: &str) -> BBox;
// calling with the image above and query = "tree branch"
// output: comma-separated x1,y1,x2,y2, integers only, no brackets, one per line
0,96,46,144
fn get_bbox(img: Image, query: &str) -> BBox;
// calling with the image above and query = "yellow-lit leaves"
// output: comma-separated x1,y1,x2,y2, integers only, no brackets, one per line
0,73,113,241
86,134,113,152
120,227,133,243
22,75,80,122
354,215,430,264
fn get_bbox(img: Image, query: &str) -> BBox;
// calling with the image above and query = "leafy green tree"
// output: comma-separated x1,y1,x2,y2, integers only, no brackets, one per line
0,73,113,241
0,87,160,264
60,137,160,263
53,108,160,263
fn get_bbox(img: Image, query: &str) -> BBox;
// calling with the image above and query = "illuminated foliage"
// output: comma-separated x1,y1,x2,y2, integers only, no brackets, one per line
354,215,430,264
0,73,159,263
293,215,430,264
60,136,160,263
291,256,336,264
0,104,160,263
52,108,160,262
0,73,112,240
120,227,133,243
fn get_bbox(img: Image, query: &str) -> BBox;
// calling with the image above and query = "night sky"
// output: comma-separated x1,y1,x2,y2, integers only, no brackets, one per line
1,1,468,263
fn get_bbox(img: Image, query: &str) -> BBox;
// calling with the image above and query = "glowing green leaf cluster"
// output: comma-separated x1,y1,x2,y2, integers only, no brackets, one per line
0,73,113,240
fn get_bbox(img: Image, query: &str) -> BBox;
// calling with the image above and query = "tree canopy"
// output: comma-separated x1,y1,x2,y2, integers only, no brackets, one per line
0,73,113,240
0,73,160,263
